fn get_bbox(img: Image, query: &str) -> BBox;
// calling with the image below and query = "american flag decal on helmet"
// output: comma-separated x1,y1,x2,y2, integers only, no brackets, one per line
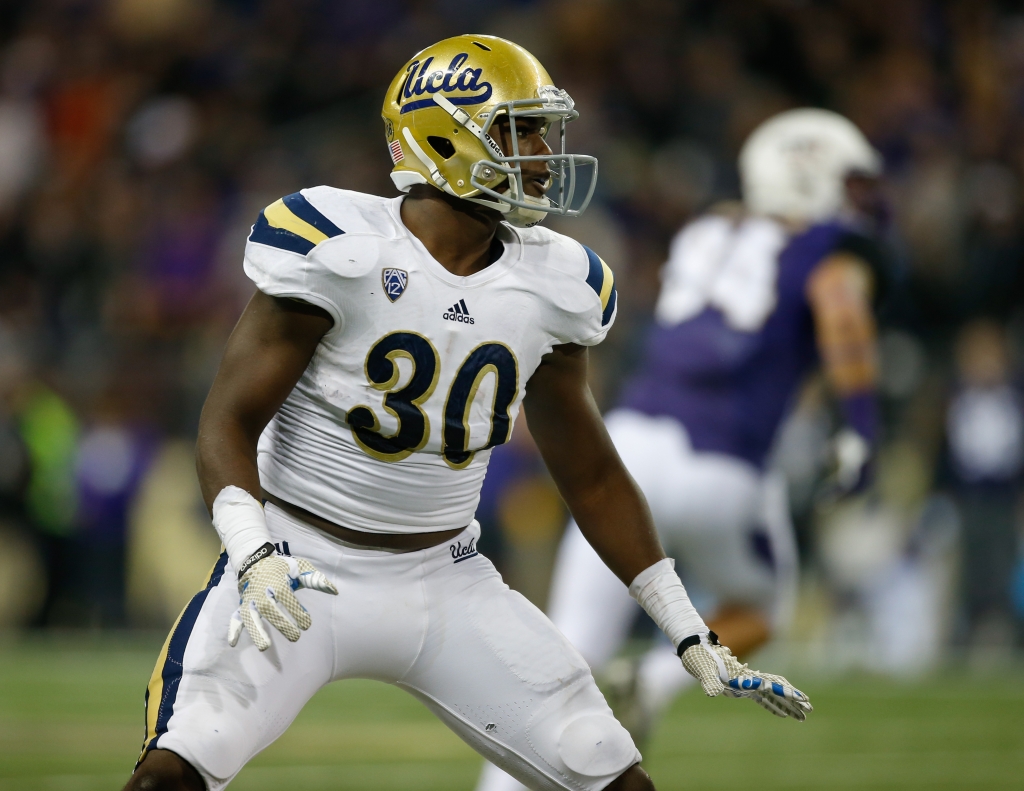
389,139,404,163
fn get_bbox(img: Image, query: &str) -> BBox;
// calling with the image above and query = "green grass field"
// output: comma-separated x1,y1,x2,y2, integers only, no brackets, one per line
0,634,1021,790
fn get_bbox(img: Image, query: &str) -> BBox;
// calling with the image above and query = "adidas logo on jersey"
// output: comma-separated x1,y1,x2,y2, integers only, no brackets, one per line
443,299,475,324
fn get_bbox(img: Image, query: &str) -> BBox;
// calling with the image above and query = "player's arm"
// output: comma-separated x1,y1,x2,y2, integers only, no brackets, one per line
195,289,338,652
807,252,876,394
806,253,879,491
524,344,812,719
524,343,663,585
196,290,332,509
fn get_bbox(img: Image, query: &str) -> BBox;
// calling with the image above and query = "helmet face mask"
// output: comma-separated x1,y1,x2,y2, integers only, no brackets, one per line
382,35,598,227
468,91,598,225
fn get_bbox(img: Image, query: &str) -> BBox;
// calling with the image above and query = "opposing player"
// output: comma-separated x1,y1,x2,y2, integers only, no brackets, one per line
480,107,883,791
124,37,810,791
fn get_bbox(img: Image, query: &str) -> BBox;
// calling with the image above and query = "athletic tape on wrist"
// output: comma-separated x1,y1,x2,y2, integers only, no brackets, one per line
629,558,709,651
212,485,274,573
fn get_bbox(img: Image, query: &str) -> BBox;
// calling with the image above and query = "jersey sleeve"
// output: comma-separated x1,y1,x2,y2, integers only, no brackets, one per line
570,244,618,346
242,190,347,327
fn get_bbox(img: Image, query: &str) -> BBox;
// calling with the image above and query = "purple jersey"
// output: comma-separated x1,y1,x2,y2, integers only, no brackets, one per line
620,214,857,469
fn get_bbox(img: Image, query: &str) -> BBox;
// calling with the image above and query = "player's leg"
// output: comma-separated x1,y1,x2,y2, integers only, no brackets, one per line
545,518,639,668
477,761,653,791
677,466,796,654
476,762,652,791
543,409,695,668
475,411,697,791
633,461,798,713
124,505,339,791
605,765,655,790
404,524,644,791
654,449,770,637
125,748,204,791
571,411,788,661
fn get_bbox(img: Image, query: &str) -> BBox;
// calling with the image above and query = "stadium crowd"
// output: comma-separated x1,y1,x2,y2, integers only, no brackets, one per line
0,0,1022,665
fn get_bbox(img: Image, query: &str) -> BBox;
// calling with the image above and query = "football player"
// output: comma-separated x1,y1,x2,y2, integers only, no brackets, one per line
124,37,810,791
480,106,881,791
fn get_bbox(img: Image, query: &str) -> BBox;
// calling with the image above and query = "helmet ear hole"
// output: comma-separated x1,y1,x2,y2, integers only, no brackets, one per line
427,136,456,159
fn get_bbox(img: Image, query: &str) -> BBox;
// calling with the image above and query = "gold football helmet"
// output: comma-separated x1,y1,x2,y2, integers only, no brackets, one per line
382,34,597,227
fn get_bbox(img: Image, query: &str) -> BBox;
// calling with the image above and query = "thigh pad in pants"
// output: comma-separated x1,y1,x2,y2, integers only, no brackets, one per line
401,555,641,791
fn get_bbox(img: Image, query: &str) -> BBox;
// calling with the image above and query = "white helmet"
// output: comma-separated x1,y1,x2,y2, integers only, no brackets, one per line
739,108,882,224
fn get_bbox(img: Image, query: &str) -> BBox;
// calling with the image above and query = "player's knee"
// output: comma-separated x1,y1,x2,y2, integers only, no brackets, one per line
551,709,639,784
605,764,655,791
124,749,205,791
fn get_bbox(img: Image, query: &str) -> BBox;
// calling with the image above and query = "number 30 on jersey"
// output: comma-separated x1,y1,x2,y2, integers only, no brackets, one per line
347,331,519,470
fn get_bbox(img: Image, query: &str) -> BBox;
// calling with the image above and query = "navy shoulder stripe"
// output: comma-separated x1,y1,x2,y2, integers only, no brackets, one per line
247,191,344,255
282,192,344,238
602,284,617,326
583,245,604,296
249,212,315,255
582,244,617,327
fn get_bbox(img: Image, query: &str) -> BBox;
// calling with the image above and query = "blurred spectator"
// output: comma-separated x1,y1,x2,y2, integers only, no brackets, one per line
74,400,154,627
944,319,1024,650
0,327,46,627
15,379,79,625
126,439,221,626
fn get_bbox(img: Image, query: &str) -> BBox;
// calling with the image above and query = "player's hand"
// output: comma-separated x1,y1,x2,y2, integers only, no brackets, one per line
227,550,337,651
679,631,812,721
828,428,872,496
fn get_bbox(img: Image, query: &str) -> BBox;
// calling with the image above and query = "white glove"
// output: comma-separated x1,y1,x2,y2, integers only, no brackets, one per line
832,428,871,490
679,632,813,721
818,427,872,500
227,545,338,651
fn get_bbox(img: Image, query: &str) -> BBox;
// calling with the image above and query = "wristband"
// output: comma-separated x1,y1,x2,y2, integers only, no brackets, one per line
212,486,274,574
236,542,276,579
628,558,708,650
838,391,877,445
677,629,720,657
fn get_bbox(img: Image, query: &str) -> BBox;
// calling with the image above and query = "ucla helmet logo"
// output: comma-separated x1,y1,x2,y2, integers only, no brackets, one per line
398,53,492,114
382,268,408,302
381,35,599,227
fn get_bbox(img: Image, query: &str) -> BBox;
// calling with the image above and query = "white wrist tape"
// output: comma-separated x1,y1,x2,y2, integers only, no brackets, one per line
628,558,708,650
212,486,274,571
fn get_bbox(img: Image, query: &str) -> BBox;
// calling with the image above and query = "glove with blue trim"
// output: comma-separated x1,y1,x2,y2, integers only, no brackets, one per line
679,631,813,721
227,542,338,652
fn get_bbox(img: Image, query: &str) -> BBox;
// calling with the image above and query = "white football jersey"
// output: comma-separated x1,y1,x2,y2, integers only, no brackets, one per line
243,187,617,533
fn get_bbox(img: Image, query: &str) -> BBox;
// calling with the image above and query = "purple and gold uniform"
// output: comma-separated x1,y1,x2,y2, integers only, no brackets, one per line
620,215,875,469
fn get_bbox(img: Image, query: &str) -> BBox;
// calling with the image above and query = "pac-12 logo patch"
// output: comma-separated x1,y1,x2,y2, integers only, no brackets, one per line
382,268,408,302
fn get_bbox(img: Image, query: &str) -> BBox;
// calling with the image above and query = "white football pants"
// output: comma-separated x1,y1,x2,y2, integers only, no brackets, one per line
140,503,640,791
477,409,797,791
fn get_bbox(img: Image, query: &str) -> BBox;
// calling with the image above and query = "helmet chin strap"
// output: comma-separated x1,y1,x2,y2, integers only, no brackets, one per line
464,191,551,227
502,195,552,227
390,165,549,227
